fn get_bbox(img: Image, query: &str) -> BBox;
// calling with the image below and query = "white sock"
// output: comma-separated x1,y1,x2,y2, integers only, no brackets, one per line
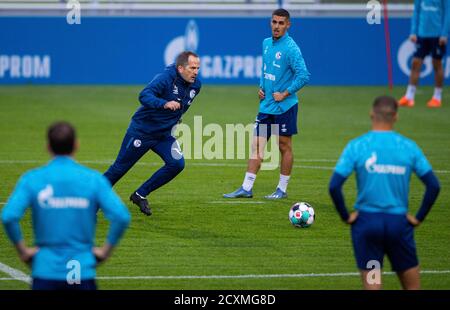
242,172,256,192
405,85,416,100
433,87,442,101
277,174,290,193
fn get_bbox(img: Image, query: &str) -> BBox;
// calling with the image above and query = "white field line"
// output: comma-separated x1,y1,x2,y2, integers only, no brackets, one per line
209,201,266,204
0,265,449,282
0,159,448,174
0,262,31,284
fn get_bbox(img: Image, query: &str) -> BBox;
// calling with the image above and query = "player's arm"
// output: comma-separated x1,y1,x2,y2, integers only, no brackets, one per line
139,73,171,109
94,176,131,263
284,46,310,98
328,172,350,222
440,0,450,45
409,171,441,226
259,41,265,99
1,174,38,264
410,0,420,41
329,143,358,224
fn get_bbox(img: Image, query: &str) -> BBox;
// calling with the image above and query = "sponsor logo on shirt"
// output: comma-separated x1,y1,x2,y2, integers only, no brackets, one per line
38,185,89,209
264,73,276,81
272,61,281,68
421,2,438,12
365,152,406,175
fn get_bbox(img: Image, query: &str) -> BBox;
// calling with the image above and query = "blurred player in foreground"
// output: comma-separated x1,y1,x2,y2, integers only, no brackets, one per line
1,121,130,290
329,96,440,289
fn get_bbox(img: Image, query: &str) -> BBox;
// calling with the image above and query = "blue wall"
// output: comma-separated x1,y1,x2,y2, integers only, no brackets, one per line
0,16,447,85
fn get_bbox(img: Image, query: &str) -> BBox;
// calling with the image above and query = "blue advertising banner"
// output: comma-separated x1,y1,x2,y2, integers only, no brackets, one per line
0,16,448,85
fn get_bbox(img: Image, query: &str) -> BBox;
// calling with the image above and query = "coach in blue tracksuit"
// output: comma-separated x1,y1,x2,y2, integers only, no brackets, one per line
329,96,440,290
224,8,310,199
1,122,130,290
104,51,201,216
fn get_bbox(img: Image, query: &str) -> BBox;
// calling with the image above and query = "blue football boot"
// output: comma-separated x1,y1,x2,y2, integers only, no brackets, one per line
223,186,253,198
264,188,287,199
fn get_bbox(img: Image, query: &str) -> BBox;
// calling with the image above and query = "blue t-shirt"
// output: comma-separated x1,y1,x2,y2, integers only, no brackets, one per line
259,33,310,115
1,156,130,280
334,131,432,215
411,0,450,38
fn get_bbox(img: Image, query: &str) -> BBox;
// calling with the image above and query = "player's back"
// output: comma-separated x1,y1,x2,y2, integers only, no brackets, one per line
341,131,431,214
23,156,106,280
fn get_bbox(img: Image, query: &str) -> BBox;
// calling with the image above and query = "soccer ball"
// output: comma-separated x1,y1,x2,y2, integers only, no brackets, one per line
289,202,315,228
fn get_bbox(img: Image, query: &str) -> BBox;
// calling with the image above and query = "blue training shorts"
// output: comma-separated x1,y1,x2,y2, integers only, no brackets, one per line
414,37,447,60
254,104,298,138
351,211,418,272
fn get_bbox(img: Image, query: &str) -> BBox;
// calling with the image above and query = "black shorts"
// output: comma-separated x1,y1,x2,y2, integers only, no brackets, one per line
414,37,447,60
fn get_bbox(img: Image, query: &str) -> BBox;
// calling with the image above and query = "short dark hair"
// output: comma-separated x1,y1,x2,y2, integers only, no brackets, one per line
272,8,290,20
47,121,76,155
176,51,199,68
372,96,398,123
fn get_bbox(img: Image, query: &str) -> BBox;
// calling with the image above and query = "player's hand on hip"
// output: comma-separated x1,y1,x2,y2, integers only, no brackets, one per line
258,89,265,100
346,211,359,225
409,34,417,43
19,247,38,266
164,101,181,111
273,91,289,102
439,36,448,46
406,213,421,227
93,244,113,264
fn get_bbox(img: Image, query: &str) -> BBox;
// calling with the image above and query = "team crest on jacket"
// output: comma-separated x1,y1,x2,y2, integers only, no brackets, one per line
133,139,142,148
190,90,196,99
275,51,282,59
173,85,179,95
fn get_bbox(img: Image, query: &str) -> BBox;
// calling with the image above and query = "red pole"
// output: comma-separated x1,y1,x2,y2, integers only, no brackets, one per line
383,0,393,90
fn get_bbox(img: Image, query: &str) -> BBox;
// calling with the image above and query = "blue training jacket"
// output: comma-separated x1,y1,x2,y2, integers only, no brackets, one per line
1,156,131,281
411,0,450,38
128,64,202,138
259,33,310,115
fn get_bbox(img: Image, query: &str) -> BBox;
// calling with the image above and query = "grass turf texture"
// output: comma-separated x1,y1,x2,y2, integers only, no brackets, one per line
0,85,449,289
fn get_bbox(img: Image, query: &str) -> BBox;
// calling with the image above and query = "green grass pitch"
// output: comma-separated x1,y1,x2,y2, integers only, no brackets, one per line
0,85,449,289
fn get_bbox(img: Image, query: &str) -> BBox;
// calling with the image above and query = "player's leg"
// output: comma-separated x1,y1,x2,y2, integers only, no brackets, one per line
351,212,384,290
359,270,382,290
397,266,420,290
385,213,420,290
265,104,298,199
135,136,185,198
399,38,428,107
399,58,423,107
223,115,270,198
104,132,150,186
427,38,446,108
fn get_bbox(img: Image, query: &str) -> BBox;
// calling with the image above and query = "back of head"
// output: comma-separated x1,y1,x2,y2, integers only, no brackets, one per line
47,121,76,155
372,96,398,124
272,8,290,20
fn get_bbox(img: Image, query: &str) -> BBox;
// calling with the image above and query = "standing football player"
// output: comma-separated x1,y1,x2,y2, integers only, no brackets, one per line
223,8,310,199
329,96,440,289
1,122,130,290
398,0,450,108
104,51,201,216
